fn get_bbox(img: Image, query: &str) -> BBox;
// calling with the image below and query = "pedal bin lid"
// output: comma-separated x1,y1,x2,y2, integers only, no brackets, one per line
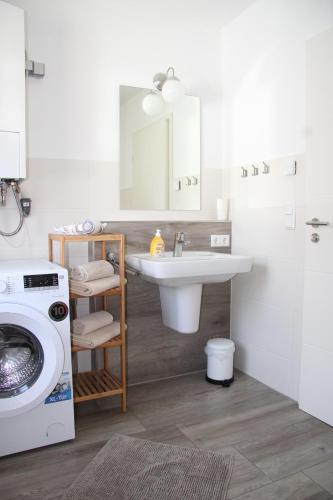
205,338,235,354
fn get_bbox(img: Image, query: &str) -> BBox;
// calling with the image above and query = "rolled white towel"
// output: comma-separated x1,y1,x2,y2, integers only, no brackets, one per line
72,311,113,336
70,260,114,282
70,275,120,296
53,224,78,235
71,322,120,349
76,219,106,235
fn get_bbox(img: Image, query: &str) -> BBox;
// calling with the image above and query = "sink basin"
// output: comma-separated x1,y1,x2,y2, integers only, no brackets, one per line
126,251,253,287
126,251,253,334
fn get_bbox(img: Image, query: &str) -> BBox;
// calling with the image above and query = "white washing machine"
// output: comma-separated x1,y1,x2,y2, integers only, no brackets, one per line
0,259,75,456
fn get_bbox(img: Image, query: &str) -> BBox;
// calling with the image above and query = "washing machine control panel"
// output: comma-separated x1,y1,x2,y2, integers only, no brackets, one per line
0,273,63,294
24,273,59,291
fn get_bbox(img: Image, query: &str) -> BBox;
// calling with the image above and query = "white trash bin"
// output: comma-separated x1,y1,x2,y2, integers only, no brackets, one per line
204,338,235,386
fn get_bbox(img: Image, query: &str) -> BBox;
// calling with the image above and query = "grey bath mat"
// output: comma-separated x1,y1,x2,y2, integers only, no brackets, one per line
62,433,234,500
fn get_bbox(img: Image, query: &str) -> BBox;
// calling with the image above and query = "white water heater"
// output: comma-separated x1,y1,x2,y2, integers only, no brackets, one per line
0,1,26,180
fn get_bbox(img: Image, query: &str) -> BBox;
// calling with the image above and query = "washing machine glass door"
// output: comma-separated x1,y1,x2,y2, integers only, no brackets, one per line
0,304,65,418
0,324,44,397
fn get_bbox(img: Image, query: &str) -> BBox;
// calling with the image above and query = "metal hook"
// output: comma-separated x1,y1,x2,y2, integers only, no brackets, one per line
262,162,270,174
241,167,248,178
251,164,259,176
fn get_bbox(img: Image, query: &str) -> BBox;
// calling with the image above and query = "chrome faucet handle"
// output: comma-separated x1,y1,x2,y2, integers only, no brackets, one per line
176,232,190,245
175,231,185,242
173,232,190,257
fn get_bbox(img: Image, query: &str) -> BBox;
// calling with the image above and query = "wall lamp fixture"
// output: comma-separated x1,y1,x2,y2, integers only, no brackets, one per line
142,66,185,116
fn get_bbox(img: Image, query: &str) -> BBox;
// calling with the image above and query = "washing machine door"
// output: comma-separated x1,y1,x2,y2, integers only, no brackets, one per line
0,303,64,418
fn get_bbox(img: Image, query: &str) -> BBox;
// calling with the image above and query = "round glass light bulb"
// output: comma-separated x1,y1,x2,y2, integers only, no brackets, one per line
142,92,164,116
162,78,185,103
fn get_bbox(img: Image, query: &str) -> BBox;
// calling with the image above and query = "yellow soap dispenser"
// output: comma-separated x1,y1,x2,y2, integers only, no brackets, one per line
150,229,165,257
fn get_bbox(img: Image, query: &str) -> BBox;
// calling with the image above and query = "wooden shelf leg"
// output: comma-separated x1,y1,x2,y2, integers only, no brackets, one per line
101,240,107,260
120,344,127,413
102,241,107,311
48,238,53,262
119,235,127,413
60,239,65,267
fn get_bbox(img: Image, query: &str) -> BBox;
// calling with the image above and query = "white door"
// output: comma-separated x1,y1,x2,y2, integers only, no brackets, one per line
299,27,333,426
0,304,64,417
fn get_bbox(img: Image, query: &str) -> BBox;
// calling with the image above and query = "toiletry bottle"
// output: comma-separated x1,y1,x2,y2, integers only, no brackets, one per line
150,229,165,257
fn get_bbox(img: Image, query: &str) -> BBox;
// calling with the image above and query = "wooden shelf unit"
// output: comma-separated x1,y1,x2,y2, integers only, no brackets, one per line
48,233,127,411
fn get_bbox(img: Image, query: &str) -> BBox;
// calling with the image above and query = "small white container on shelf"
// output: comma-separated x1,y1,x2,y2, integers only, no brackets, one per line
204,338,235,386
216,198,229,220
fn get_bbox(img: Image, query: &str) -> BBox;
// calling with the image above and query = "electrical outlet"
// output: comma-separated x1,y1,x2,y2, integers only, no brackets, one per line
211,234,230,247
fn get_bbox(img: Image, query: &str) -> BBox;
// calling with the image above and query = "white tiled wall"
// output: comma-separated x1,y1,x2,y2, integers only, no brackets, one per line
220,0,333,401
228,156,305,399
0,159,224,260
0,0,228,261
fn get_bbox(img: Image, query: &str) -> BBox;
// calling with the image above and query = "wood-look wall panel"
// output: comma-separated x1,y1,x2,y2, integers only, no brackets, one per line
104,221,232,255
99,221,232,384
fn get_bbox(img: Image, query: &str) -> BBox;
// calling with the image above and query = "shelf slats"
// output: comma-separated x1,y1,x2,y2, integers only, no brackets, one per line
73,369,122,402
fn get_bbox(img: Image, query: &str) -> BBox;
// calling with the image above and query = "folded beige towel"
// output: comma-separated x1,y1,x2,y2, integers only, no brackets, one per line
70,275,120,296
71,322,120,348
70,260,114,282
72,311,113,336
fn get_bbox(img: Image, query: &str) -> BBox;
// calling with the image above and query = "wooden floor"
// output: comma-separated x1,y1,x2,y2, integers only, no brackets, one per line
1,370,333,499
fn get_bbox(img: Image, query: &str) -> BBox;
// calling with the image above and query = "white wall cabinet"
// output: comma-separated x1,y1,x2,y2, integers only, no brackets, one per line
0,1,26,179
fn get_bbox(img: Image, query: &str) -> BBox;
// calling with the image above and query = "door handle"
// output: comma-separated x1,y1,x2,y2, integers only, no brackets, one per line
305,218,330,228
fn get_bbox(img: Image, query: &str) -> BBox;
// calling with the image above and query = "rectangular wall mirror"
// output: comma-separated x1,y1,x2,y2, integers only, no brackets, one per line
119,85,200,210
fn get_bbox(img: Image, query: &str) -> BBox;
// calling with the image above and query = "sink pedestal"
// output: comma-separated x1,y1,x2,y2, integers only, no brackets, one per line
159,284,203,334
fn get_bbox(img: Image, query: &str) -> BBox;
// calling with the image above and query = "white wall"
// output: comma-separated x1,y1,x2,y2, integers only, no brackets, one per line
221,0,333,168
221,0,333,399
0,0,224,260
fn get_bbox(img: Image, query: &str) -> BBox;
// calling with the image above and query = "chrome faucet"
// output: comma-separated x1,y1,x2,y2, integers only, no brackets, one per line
173,232,190,257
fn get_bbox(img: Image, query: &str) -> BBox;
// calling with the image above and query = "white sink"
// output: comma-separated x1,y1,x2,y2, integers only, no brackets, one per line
126,251,253,287
126,251,253,334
